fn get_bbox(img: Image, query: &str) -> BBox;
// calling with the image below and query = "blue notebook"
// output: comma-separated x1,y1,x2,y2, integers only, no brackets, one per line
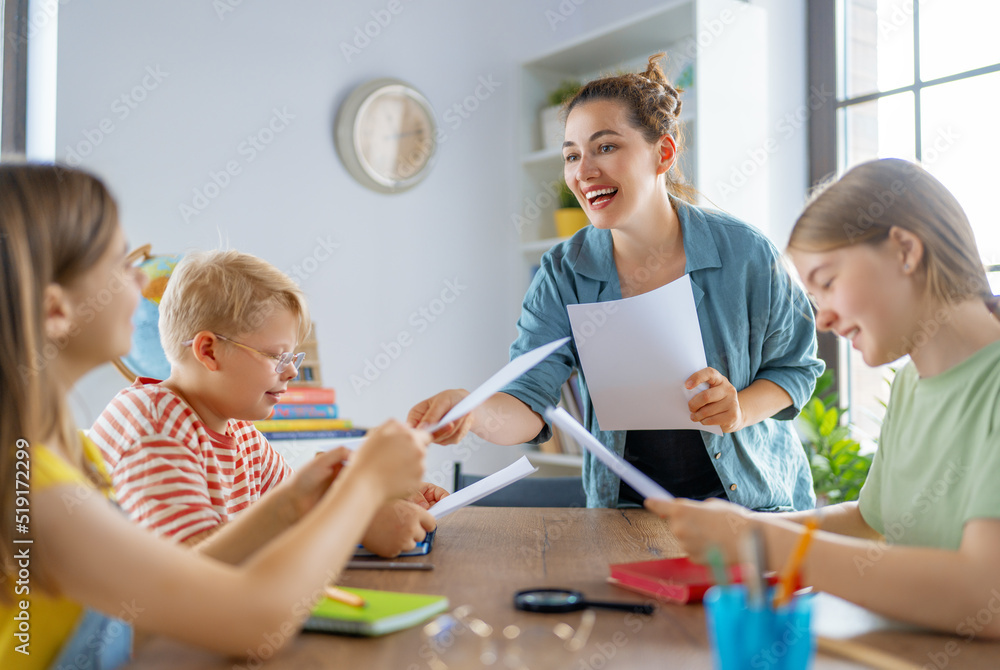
354,528,435,558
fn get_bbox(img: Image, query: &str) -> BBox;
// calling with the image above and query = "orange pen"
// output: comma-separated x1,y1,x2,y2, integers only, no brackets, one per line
325,585,366,608
773,517,819,608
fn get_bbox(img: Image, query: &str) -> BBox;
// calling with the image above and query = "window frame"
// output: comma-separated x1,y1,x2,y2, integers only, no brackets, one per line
1,0,29,157
808,0,1000,412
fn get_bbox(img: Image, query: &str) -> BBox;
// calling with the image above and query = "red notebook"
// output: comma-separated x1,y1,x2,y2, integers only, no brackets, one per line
608,556,774,604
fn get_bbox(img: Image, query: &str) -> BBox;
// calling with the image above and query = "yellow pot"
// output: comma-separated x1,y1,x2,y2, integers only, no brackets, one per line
554,208,589,238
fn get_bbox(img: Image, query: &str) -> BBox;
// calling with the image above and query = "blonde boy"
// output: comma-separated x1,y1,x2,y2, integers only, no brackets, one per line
91,250,441,556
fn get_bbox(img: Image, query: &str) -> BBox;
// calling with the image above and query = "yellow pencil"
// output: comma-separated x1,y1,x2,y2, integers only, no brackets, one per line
325,585,366,608
773,517,819,607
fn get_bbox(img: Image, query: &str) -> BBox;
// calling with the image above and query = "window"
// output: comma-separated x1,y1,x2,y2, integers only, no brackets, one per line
821,0,1000,441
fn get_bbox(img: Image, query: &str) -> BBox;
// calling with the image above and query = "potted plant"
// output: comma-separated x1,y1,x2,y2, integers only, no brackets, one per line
553,180,588,238
540,80,581,151
798,370,874,506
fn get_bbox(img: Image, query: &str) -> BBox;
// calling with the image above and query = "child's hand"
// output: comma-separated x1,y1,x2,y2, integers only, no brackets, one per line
360,500,436,557
645,497,752,564
686,368,745,433
407,389,474,445
407,482,449,510
351,420,429,502
282,447,351,520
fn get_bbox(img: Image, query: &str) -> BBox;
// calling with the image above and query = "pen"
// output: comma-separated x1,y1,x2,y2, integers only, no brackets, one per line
324,585,366,608
345,560,434,570
773,517,819,607
706,545,729,587
741,526,767,608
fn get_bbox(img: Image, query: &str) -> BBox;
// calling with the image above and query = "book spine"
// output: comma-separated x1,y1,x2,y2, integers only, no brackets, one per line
304,616,364,635
254,418,353,432
261,429,367,440
281,387,336,405
268,404,339,419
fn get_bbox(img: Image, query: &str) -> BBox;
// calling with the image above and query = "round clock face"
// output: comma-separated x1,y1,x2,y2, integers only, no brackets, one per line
336,80,437,194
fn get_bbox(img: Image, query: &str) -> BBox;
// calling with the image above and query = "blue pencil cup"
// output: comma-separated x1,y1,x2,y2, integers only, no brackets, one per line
704,585,815,670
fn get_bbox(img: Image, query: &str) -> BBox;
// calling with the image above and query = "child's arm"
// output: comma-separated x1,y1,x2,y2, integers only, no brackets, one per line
780,501,883,540
192,447,350,563
34,420,429,656
196,451,443,562
649,498,1000,638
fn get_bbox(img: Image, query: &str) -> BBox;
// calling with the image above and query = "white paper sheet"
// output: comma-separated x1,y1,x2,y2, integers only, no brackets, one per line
429,455,538,519
425,337,571,433
545,407,673,501
566,275,721,435
311,337,570,453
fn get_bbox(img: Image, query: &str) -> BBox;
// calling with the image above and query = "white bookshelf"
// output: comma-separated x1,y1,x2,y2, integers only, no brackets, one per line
514,0,769,271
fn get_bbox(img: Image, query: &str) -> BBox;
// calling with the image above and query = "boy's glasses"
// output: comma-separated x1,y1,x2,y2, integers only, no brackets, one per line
182,333,305,374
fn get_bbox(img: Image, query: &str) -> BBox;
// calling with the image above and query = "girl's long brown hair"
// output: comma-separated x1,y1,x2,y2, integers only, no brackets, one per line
0,163,119,598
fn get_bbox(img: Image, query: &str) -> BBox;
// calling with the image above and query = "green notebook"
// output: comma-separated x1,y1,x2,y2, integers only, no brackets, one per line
304,587,449,637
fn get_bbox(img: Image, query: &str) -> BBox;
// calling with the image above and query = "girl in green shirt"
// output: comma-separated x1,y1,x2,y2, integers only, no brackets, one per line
647,158,1000,638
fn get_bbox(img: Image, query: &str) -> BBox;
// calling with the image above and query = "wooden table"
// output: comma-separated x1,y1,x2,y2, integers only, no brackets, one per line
127,508,1000,669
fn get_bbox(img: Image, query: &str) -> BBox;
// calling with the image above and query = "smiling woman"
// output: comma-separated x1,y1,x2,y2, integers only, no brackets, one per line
408,54,825,513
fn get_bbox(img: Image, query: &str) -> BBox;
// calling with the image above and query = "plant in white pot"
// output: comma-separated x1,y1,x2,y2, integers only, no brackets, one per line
539,80,581,151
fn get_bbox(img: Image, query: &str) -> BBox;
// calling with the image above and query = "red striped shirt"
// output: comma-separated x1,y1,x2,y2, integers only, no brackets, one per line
90,377,290,542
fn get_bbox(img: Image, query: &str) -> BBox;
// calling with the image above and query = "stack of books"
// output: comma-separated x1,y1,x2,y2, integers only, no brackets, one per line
538,371,585,456
255,387,366,441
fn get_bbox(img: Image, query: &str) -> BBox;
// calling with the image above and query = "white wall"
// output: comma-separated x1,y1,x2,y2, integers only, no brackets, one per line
54,0,806,486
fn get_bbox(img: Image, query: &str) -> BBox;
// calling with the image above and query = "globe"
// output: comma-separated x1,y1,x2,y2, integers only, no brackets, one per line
116,251,183,381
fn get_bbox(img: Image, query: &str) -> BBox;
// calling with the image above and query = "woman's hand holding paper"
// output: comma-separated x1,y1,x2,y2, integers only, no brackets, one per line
686,367,745,433
407,388,474,445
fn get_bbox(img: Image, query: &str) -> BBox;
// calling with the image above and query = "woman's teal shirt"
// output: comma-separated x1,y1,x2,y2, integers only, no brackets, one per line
501,201,824,511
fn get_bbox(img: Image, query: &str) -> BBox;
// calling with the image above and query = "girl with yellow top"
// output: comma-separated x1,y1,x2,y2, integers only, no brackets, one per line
0,163,431,668
647,159,1000,638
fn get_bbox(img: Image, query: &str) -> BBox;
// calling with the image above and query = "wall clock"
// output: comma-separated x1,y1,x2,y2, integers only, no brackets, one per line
334,78,437,194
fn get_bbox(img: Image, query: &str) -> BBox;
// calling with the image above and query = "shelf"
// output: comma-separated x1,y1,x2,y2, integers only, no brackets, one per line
522,1,695,76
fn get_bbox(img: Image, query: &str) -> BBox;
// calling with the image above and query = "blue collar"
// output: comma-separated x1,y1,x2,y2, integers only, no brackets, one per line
563,199,723,282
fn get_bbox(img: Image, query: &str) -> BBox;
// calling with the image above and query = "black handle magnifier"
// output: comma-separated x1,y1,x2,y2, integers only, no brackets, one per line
514,588,655,615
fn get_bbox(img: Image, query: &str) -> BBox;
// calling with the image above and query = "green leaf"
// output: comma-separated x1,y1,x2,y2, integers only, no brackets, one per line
828,426,851,445
814,371,833,397
819,407,839,436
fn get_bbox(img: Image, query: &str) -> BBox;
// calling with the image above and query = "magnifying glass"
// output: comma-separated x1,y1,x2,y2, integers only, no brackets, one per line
514,588,655,615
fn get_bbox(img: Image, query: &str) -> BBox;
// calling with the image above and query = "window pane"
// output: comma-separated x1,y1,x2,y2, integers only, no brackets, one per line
839,92,916,170
840,0,914,98
842,342,894,448
989,270,1000,297
920,71,1000,265
919,0,1000,81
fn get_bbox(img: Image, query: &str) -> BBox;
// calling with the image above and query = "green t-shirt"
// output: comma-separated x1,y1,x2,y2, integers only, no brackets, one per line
859,339,1000,550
